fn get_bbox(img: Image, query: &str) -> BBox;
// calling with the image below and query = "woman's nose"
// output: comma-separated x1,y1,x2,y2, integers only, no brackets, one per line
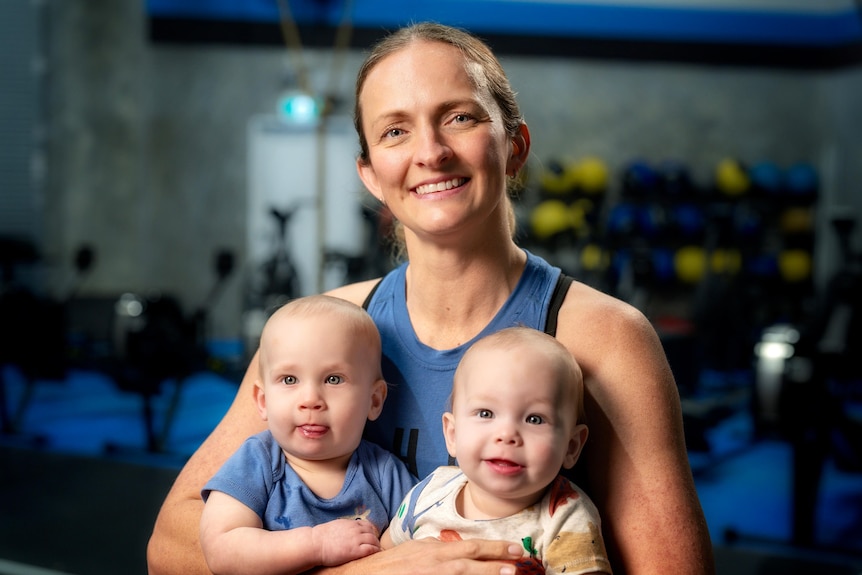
414,127,452,168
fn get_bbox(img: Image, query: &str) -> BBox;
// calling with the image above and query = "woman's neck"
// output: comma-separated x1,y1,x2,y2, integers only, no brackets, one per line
403,238,526,349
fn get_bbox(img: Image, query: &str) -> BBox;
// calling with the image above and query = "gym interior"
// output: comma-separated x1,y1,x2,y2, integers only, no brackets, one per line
1,2,861,574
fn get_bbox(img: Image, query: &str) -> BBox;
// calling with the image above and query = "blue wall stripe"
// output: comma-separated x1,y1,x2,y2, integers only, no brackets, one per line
146,1,862,46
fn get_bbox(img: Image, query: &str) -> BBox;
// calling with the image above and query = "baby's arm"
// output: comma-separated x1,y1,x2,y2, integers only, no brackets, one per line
379,528,395,550
200,491,382,575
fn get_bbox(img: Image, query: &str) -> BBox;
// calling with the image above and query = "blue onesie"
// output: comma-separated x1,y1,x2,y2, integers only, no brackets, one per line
202,430,416,533
363,250,562,478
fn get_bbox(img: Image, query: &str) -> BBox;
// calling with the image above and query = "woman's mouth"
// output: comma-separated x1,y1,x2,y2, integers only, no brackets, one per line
414,177,468,195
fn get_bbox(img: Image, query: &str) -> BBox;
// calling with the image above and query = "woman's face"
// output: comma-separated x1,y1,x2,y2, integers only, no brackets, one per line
356,40,520,245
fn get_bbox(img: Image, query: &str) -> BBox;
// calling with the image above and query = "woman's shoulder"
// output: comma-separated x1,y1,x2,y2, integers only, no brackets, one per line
325,278,384,307
561,279,647,326
555,279,658,358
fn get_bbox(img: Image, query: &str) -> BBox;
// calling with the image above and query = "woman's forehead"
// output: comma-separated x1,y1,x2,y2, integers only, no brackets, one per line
359,41,494,122
364,40,476,91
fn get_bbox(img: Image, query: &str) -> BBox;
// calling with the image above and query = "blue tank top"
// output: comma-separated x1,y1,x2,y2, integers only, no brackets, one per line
363,250,562,478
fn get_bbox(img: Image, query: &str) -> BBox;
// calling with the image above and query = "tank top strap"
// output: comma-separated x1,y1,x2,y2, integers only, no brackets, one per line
544,273,573,336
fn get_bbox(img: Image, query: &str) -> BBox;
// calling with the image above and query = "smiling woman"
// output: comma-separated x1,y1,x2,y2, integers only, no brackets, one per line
148,21,715,575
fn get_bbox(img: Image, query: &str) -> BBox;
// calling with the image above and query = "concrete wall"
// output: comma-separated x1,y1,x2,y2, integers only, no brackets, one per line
37,0,861,346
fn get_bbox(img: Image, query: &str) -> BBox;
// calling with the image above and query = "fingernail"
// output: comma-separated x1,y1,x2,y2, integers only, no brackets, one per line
508,544,522,556
500,567,516,575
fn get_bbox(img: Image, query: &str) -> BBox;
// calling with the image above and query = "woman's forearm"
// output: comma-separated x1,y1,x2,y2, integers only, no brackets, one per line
148,496,211,575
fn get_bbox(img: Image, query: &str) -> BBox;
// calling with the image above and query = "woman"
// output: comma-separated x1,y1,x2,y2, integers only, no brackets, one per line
148,22,714,575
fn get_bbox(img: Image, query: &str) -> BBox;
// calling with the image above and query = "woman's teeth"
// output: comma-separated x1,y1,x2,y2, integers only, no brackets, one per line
415,178,466,195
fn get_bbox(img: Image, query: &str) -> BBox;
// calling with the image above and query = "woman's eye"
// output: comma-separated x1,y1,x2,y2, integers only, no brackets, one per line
383,127,404,139
280,375,297,385
453,113,473,123
326,375,345,385
526,414,544,425
478,409,493,419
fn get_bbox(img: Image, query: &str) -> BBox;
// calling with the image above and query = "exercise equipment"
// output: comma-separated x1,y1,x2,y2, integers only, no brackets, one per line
636,204,668,240
568,198,593,238
530,199,572,240
658,159,694,197
605,202,639,238
674,246,707,284
780,207,815,236
749,161,782,195
1,240,94,435
570,156,609,195
753,213,861,549
784,162,819,199
539,159,575,196
715,158,750,197
746,253,780,279
671,203,706,239
778,249,813,283
579,243,609,272
651,247,676,283
710,248,742,275
109,248,235,453
622,160,659,198
732,203,765,240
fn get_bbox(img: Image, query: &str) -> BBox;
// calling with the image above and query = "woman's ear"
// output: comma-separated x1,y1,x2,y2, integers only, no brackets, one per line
367,378,388,421
506,123,531,177
562,423,589,469
442,412,458,459
357,158,384,203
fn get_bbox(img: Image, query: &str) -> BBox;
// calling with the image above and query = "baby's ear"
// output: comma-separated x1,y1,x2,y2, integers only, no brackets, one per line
367,378,388,421
562,424,589,469
442,412,457,459
253,381,268,421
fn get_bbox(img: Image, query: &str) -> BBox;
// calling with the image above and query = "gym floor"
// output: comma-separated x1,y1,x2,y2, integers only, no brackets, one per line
1,367,860,575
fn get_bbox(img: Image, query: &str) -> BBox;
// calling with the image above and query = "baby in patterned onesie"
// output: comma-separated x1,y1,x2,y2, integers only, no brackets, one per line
381,326,612,575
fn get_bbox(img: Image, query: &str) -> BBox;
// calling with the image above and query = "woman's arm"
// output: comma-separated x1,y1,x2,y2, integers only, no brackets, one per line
307,538,525,575
147,351,268,575
556,283,714,575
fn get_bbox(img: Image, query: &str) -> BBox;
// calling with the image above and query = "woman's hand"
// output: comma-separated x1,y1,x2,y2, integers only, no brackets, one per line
311,537,524,575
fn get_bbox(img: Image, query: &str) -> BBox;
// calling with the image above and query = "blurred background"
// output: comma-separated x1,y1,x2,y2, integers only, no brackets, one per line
1,1,861,574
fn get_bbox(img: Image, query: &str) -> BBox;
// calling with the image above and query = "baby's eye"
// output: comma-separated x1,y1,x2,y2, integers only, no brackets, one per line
526,414,544,425
326,375,345,385
280,375,297,385
477,409,493,419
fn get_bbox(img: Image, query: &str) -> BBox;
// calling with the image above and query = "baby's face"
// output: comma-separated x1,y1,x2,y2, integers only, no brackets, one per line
443,343,582,513
256,310,384,466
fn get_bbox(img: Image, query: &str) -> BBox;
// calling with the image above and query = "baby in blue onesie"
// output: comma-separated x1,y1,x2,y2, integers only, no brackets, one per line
200,295,415,575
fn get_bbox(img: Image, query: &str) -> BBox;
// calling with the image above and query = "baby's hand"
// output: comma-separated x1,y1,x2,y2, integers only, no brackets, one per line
311,519,381,566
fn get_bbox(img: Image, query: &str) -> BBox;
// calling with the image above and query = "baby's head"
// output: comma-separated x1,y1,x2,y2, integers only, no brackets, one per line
257,295,382,383
452,326,586,429
443,327,588,515
255,295,386,464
